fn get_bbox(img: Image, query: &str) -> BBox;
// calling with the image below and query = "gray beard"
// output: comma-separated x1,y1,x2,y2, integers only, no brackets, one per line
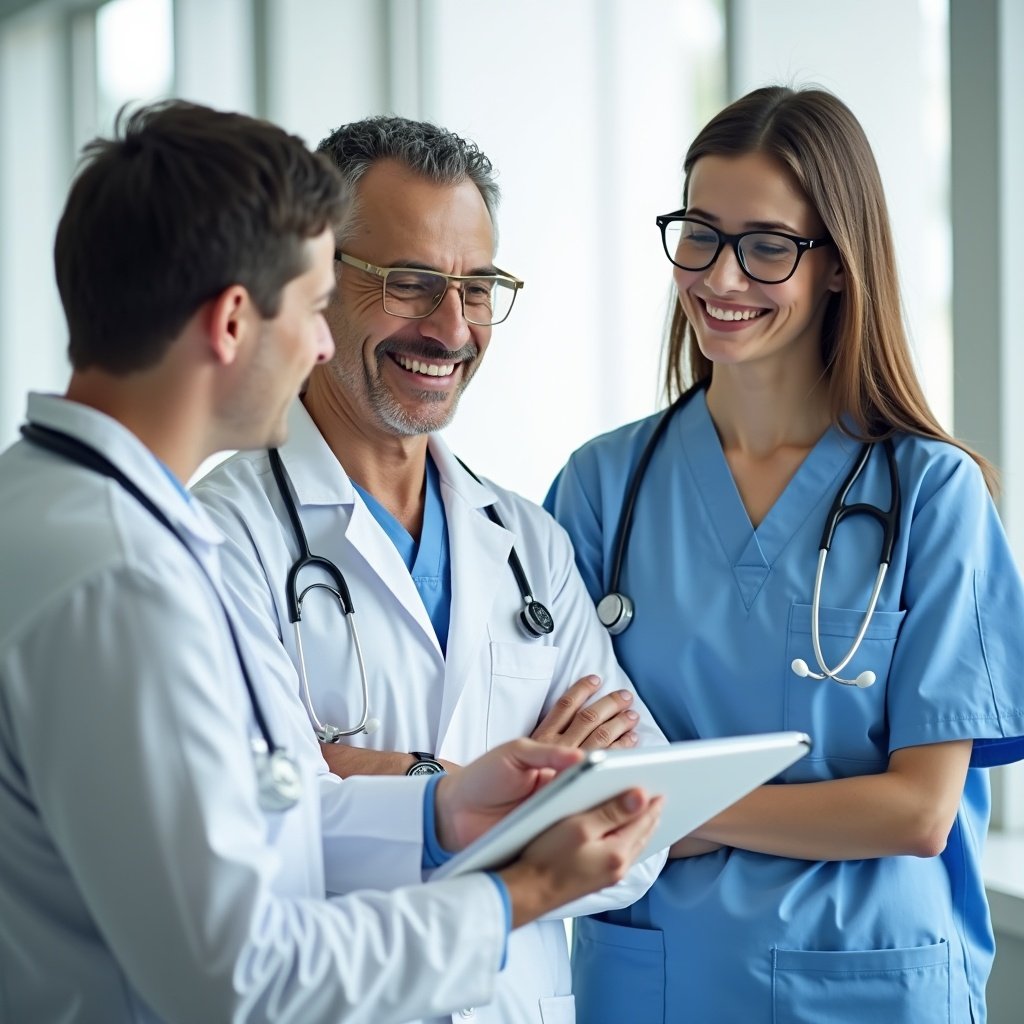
329,337,479,436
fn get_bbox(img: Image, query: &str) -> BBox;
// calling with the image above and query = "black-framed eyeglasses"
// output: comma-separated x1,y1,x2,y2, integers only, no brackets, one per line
655,210,833,284
335,251,524,326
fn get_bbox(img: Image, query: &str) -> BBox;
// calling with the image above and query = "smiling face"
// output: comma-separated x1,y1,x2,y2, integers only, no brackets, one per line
318,159,495,439
675,151,843,378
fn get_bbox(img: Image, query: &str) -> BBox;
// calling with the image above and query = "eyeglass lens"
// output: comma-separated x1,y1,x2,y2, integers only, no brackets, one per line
383,270,516,325
663,219,801,283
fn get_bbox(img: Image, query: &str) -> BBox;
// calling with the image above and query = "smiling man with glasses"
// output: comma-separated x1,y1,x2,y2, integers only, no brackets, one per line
192,115,667,1024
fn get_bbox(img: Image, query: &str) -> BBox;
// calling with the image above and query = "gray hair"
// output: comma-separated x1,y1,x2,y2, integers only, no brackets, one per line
316,115,500,244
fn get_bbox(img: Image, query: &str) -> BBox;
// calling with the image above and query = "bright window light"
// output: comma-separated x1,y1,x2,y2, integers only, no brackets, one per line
96,0,173,127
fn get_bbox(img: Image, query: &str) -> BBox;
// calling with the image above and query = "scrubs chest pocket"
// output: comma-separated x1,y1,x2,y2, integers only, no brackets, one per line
785,604,905,766
772,940,950,1024
485,642,559,747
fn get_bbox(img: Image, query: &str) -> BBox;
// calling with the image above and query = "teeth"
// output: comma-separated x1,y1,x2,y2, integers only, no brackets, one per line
706,303,765,322
396,355,456,377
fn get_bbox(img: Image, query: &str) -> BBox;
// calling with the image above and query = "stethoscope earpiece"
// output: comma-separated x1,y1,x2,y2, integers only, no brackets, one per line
597,593,634,635
791,658,877,689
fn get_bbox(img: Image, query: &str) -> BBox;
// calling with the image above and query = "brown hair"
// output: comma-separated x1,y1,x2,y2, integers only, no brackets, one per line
56,101,349,374
663,85,997,493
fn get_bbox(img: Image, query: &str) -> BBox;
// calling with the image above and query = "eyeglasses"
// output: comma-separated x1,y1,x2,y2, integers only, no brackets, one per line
655,210,833,284
335,251,524,326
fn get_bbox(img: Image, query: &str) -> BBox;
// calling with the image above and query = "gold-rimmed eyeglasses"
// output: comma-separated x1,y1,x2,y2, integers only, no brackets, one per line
336,251,524,326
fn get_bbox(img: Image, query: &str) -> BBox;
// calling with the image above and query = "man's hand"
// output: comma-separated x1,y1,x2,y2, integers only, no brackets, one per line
531,675,639,751
320,743,459,779
498,788,663,927
433,738,587,851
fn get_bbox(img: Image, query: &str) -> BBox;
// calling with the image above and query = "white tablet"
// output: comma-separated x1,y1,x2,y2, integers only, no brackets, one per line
432,731,810,880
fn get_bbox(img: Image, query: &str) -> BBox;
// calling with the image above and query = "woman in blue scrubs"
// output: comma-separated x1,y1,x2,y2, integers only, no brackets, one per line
546,86,1024,1023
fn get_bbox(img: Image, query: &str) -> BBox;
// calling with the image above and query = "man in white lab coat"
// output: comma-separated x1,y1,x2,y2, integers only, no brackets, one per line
193,116,669,1023
0,102,662,1024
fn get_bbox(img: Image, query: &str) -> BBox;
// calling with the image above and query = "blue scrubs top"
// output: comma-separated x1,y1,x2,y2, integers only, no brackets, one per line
352,455,452,654
545,390,1024,1024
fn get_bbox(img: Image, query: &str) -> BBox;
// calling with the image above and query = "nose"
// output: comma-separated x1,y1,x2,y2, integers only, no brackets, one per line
315,313,335,363
703,242,748,294
419,284,473,349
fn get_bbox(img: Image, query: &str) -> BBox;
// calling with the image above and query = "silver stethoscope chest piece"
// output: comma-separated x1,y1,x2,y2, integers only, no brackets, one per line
251,737,302,812
597,592,634,635
519,599,555,638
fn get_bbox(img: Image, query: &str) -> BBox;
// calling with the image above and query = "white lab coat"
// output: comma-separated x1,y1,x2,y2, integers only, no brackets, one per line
0,394,509,1024
193,399,669,1024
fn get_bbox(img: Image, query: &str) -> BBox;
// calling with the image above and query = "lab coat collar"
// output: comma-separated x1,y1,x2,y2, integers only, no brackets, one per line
276,399,500,513
271,401,514,692
24,393,224,549
275,399,445,657
276,400,358,507
427,436,499,511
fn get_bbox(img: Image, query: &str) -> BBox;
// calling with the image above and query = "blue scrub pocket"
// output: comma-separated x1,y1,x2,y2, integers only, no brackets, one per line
785,604,905,773
571,917,664,1024
771,940,950,1023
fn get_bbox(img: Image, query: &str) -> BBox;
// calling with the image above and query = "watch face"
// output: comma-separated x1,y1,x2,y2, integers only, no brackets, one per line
407,759,444,776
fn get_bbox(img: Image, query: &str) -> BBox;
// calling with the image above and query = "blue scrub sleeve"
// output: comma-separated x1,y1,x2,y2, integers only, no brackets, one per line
544,460,607,604
881,451,1024,765
422,776,511,966
421,773,453,869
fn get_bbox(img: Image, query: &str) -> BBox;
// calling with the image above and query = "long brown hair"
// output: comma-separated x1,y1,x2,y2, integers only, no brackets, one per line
663,86,997,493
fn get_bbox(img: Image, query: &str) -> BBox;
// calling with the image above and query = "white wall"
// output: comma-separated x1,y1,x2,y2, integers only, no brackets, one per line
0,14,71,445
257,0,724,503
729,0,952,430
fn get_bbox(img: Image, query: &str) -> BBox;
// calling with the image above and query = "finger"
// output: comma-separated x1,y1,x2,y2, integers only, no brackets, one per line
560,689,634,747
531,675,600,739
586,787,651,835
608,730,640,750
506,737,587,774
578,709,641,751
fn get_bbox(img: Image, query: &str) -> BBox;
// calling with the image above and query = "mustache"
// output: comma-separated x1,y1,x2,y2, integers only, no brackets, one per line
375,337,479,364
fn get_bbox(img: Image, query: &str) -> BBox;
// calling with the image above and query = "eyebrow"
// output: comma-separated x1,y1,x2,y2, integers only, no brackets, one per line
686,208,802,234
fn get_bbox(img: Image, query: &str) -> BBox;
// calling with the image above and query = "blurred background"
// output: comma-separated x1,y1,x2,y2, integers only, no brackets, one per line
0,1,1021,1017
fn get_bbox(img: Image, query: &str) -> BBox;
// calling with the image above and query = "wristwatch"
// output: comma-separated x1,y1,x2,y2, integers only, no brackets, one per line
405,751,445,776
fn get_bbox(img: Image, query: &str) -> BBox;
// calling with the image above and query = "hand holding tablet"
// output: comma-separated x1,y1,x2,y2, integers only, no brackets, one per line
432,731,811,880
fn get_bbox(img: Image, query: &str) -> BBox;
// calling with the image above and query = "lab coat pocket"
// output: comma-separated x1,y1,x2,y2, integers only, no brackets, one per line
571,918,664,1024
785,604,905,770
486,642,559,747
538,994,575,1024
771,940,950,1024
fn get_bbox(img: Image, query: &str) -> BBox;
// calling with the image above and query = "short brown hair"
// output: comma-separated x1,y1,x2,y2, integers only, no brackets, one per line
55,101,348,374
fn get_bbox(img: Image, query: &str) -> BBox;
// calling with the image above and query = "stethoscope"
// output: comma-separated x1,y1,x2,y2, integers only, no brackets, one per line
597,381,901,688
21,423,302,812
267,449,554,742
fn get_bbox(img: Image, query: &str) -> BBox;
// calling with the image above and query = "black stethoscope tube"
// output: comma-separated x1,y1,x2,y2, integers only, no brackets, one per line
598,384,902,665
20,422,301,810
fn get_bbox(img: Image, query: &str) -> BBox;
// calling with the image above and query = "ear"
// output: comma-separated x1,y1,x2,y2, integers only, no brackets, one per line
826,257,845,294
207,285,253,366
